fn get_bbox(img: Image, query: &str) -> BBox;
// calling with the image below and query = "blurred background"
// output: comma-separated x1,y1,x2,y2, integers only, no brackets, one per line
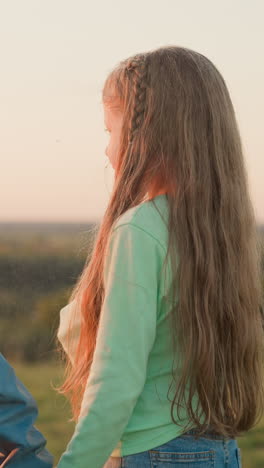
0,1,263,466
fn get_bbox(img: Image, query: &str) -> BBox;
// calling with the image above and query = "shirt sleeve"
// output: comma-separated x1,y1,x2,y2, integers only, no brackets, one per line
57,223,163,468
0,353,53,468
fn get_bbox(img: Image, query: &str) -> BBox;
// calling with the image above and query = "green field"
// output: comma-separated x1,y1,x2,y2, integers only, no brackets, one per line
10,360,75,466
10,360,264,467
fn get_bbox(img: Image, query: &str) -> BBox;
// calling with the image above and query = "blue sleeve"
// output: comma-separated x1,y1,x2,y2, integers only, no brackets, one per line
0,353,53,467
56,223,162,468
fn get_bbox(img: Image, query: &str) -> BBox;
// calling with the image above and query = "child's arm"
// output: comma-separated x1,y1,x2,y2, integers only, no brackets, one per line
0,353,53,467
57,223,163,468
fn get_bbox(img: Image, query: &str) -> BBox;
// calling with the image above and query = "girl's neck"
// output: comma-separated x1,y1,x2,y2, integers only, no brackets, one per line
147,188,168,200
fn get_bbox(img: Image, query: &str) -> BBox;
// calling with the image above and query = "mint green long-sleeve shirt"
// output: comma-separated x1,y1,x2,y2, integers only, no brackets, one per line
57,194,199,468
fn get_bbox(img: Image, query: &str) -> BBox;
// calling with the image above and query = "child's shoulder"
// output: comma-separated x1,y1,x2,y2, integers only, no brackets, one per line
113,195,168,249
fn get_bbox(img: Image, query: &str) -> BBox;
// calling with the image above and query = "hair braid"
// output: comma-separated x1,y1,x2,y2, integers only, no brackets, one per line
125,56,149,144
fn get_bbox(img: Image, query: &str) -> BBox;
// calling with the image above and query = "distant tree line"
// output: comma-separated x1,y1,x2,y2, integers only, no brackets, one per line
0,230,90,362
0,225,263,362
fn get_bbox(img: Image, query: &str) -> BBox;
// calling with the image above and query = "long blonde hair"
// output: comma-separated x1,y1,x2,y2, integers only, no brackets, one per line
57,45,264,438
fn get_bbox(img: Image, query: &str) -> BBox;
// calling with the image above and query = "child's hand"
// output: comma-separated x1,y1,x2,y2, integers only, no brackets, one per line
0,448,19,467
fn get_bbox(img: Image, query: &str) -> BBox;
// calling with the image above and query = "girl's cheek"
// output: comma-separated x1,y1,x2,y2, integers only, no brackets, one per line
105,132,120,171
107,138,118,169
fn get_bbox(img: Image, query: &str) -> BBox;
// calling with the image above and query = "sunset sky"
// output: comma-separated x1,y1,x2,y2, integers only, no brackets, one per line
1,1,263,224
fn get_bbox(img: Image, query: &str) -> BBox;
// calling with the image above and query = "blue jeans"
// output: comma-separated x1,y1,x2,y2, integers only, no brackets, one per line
119,427,242,467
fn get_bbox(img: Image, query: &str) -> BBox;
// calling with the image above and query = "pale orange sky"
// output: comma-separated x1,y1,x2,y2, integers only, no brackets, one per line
0,1,263,223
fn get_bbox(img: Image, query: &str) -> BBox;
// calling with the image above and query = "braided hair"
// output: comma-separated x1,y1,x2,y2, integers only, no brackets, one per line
125,55,149,145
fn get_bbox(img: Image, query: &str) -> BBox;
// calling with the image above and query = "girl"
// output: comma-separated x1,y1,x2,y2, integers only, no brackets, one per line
56,45,264,467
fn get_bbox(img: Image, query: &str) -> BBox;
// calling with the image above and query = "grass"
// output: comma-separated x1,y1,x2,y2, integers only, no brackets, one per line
9,360,264,467
10,359,75,466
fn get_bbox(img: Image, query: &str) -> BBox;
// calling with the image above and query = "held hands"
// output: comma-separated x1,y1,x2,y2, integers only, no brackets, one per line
0,448,19,467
